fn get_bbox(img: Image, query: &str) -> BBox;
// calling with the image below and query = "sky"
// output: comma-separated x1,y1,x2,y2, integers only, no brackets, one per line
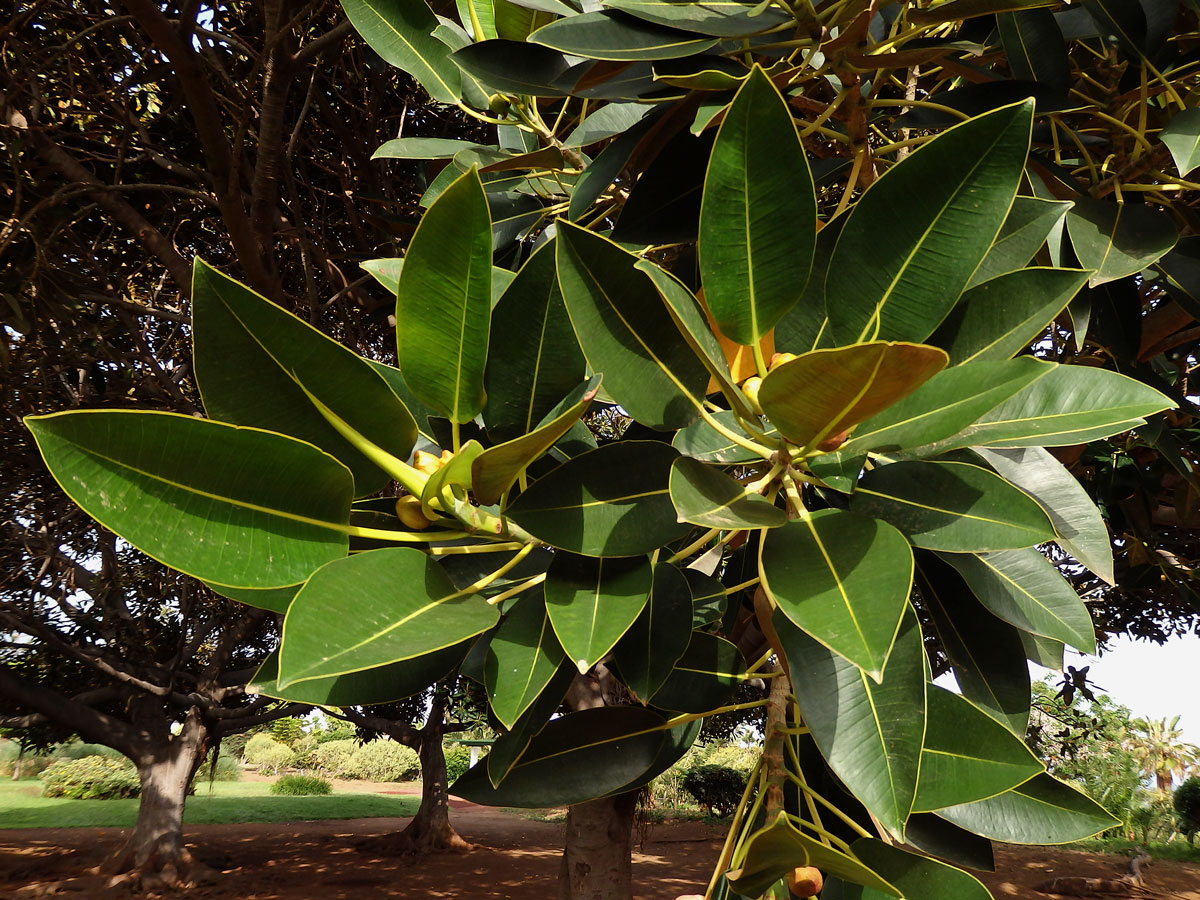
1032,632,1200,743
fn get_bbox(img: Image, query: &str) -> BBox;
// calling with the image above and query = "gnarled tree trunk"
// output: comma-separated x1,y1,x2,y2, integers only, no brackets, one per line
558,791,638,900
98,708,213,889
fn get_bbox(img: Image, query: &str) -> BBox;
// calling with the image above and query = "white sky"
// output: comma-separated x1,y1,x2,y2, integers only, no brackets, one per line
1032,632,1200,743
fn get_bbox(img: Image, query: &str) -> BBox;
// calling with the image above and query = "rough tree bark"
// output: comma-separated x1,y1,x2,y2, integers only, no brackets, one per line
559,791,639,900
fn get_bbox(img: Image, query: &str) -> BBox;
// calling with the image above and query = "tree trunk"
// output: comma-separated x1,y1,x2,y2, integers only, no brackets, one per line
12,745,23,781
559,791,638,900
98,709,214,888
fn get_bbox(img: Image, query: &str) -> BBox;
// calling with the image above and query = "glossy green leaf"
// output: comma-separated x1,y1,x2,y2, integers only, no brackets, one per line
841,357,1051,455
916,555,1032,734
420,439,483,517
485,591,566,728
251,642,468,706
192,260,416,496
530,10,718,60
450,39,572,96
611,563,694,700
826,101,1033,344
636,261,755,419
1162,108,1200,176
206,582,299,614
672,411,770,464
396,167,492,424
932,268,1089,365
759,342,948,449
969,198,1074,289
545,552,652,672
904,814,997,874
372,137,491,159
669,457,786,529
507,440,690,556
844,839,993,900
683,567,727,627
1022,631,1065,669
699,67,815,346
914,685,1043,812
777,609,926,838
598,717,702,800
453,706,669,806
278,547,499,686
473,377,599,505
997,9,1071,95
26,411,351,590
483,241,586,444
975,446,1113,584
457,0,498,39
486,661,575,787
342,0,461,103
939,548,1096,652
938,773,1121,843
650,631,745,713
809,450,867,492
1067,197,1178,287
727,812,901,898
920,364,1173,451
775,213,845,354
851,460,1055,552
604,0,791,36
652,55,747,91
556,222,709,429
761,511,913,678
564,102,650,147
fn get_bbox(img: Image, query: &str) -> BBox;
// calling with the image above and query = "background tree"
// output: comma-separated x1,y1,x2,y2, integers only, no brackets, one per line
1126,715,1200,792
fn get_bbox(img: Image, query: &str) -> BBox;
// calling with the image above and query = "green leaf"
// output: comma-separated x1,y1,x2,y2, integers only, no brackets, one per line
366,359,439,439
485,591,566,728
556,222,710,429
672,411,770,464
1022,631,1065,669
396,167,492,424
914,685,1043,812
486,661,575,787
250,642,468,706
1162,108,1200,176
759,342,948,449
192,260,417,496
931,268,1089,365
916,555,1032,734
507,440,690,556
844,839,994,900
453,706,670,806
457,0,498,39
483,241,587,444
530,10,718,60
904,814,996,873
650,631,745,713
278,547,499,686
727,812,901,897
684,567,727,627
974,446,1113,584
826,101,1033,344
997,9,1071,95
206,582,299,614
564,102,650,147
851,460,1055,551
968,198,1075,289
841,357,1051,455
341,0,461,103
669,457,787,529
909,0,1057,22
545,552,653,672
776,609,926,838
775,213,845,354
372,137,491,159
919,364,1173,451
761,511,912,678
25,410,351,589
473,377,600,505
1066,197,1178,287
939,548,1096,652
937,773,1121,843
611,563,694,699
699,66,815,346
450,39,572,96
603,0,792,36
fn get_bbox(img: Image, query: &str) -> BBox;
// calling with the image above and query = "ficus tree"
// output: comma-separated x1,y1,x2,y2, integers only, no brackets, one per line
20,1,1200,899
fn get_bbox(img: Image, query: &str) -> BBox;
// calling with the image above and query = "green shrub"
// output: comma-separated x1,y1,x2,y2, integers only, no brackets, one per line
243,734,293,774
269,718,305,747
701,743,758,775
1175,777,1200,843
343,739,419,781
0,741,54,780
271,774,332,796
41,756,140,800
288,733,319,769
312,738,359,776
683,765,747,818
194,751,242,782
444,743,472,783
316,724,357,743
50,742,124,761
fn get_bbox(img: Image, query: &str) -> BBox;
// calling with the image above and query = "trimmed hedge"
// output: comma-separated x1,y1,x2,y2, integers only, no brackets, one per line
41,756,140,800
271,774,332,795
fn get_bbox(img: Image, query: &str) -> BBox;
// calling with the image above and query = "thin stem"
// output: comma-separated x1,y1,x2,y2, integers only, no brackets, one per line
343,525,468,542
666,528,723,564
724,576,760,595
485,572,547,606
427,541,527,556
451,542,536,598
704,758,763,900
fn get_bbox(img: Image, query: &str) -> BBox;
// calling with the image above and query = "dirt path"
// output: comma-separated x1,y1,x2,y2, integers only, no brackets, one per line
1,786,1198,899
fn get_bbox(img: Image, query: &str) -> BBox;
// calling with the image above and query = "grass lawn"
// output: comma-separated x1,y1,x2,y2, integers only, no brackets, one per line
1068,837,1200,862
0,780,419,829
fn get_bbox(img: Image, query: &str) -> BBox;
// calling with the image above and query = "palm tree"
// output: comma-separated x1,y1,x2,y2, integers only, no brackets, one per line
1125,717,1200,792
